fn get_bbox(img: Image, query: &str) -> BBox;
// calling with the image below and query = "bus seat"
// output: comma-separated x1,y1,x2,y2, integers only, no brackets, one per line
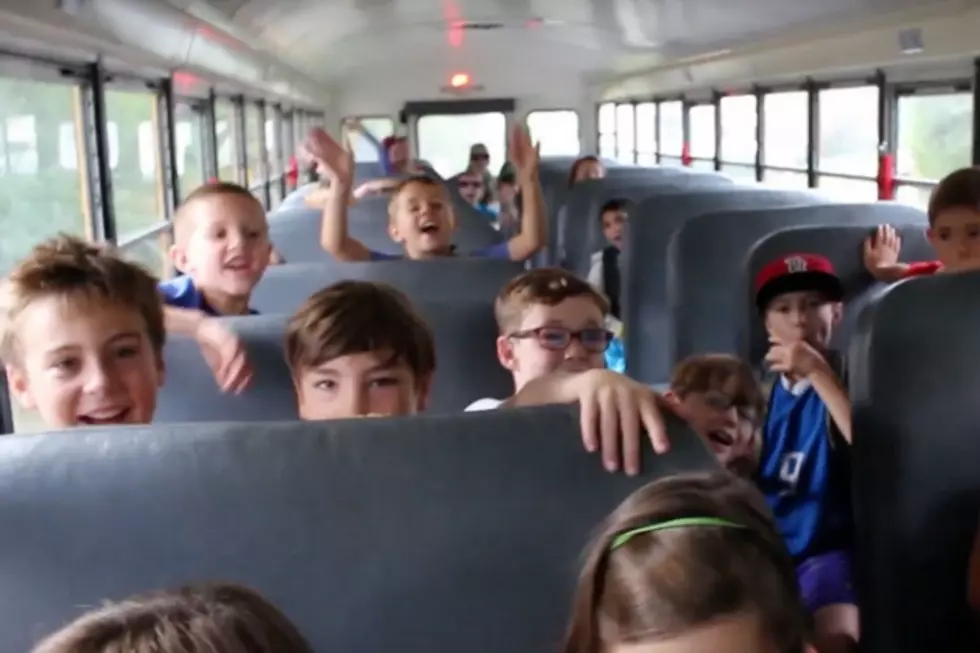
277,182,319,211
849,271,980,653
0,406,716,653
252,258,523,315
668,203,926,370
740,223,932,369
155,301,511,422
355,160,384,181
624,188,823,384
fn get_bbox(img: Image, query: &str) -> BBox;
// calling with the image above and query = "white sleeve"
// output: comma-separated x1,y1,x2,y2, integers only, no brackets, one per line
587,253,604,292
465,398,504,411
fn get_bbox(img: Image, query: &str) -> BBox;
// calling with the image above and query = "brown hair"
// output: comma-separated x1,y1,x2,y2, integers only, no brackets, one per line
564,472,808,653
30,582,313,653
568,156,603,188
175,181,267,237
671,354,765,423
494,268,609,334
928,166,980,226
0,235,165,365
387,175,450,221
285,280,436,382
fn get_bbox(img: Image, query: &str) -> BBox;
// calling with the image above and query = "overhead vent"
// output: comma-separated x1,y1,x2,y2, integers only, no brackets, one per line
457,21,504,31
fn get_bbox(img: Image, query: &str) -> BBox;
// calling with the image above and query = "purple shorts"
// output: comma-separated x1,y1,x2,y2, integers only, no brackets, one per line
796,550,856,613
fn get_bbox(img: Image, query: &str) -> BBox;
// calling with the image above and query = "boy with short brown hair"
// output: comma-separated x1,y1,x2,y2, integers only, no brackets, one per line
666,353,764,477
284,280,435,420
864,166,980,280
0,235,165,428
160,181,272,394
309,126,547,263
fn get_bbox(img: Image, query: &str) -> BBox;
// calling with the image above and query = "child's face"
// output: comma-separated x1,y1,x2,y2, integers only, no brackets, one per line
5,296,164,428
498,297,608,389
610,612,787,653
574,160,605,183
389,181,455,257
763,290,841,350
602,209,627,249
387,139,409,169
172,194,271,299
293,350,429,421
928,207,980,273
458,173,484,206
497,181,517,206
672,388,758,477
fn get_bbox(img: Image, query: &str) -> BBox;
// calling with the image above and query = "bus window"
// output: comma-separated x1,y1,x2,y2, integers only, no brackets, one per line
526,110,580,157
0,76,87,276
348,116,393,162
175,102,206,200
689,103,716,170
615,103,635,163
244,101,264,198
720,94,757,181
215,100,239,182
416,112,505,178
659,100,683,164
763,90,807,170
635,102,656,165
598,102,616,158
265,115,280,207
818,85,878,177
816,175,878,201
764,169,809,189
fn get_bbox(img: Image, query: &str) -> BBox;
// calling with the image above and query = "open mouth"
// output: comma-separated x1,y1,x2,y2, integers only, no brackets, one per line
419,220,439,234
707,430,735,447
77,408,131,425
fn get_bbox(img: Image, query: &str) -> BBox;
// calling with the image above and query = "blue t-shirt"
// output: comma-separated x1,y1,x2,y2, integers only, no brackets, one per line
158,276,259,316
757,375,852,561
368,241,512,261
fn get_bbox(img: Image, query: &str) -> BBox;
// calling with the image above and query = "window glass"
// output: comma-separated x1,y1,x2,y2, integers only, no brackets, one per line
615,103,635,163
598,102,616,158
265,115,279,174
897,91,972,181
895,182,933,209
215,100,238,182
348,117,393,162
526,110,580,157
689,104,716,159
721,163,757,183
120,230,172,279
105,89,163,241
244,102,264,190
282,112,298,191
763,91,807,169
174,102,205,199
0,76,87,276
817,175,878,201
818,85,878,176
720,94,757,163
689,159,715,172
763,169,808,190
636,102,656,164
659,101,683,156
416,112,506,178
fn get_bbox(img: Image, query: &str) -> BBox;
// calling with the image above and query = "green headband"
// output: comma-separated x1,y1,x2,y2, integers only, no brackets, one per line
610,517,745,551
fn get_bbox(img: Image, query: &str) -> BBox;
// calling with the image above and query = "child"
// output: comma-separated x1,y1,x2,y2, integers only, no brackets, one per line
456,171,497,220
864,166,980,280
284,280,435,421
159,182,272,394
567,155,606,187
563,472,812,653
30,582,313,653
754,253,857,653
586,198,629,322
667,354,764,478
0,235,165,428
468,268,669,474
309,125,546,262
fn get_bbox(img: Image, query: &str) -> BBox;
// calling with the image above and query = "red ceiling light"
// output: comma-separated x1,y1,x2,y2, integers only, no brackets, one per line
450,72,470,88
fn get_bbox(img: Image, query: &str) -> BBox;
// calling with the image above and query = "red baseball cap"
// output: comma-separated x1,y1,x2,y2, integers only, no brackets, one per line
754,253,843,311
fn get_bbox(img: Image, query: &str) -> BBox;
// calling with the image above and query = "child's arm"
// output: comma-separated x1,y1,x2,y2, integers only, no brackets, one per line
162,306,252,393
352,177,400,200
504,368,669,475
863,224,910,282
502,126,546,261
306,128,374,262
968,519,980,613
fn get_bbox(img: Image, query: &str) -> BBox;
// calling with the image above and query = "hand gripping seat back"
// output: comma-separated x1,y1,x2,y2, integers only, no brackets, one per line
623,188,824,385
849,271,980,653
252,258,525,315
667,203,926,372
155,300,512,423
0,406,717,653
741,224,932,369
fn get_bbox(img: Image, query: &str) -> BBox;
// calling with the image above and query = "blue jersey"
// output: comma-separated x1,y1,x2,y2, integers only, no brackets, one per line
158,276,258,316
757,371,852,561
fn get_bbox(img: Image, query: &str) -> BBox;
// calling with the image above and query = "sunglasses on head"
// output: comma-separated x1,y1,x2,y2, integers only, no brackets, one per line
470,153,489,161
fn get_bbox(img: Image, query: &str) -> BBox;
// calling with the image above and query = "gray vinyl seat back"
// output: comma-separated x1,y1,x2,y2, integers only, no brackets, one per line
741,223,932,369
667,202,927,373
355,160,384,182
277,182,318,212
848,271,980,653
0,407,716,653
155,301,512,422
562,174,735,277
623,188,824,384
251,258,524,315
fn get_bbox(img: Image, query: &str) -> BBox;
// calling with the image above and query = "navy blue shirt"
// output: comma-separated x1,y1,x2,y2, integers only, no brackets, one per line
158,276,259,316
757,372,852,561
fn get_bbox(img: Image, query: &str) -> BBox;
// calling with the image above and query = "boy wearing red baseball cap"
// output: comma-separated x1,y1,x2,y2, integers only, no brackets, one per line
754,253,858,653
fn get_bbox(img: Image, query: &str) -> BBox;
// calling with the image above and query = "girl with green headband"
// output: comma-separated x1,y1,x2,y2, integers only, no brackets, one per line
563,472,813,653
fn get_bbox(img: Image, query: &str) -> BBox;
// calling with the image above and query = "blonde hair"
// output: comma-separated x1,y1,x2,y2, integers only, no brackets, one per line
0,235,165,365
174,181,267,241
494,268,609,334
